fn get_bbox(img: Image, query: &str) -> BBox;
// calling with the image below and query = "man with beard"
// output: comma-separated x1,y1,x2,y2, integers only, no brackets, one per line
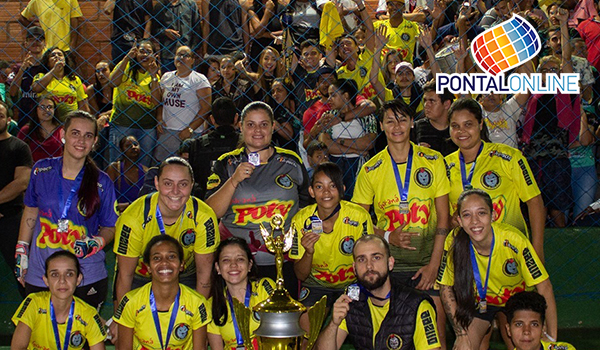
0,101,33,297
315,235,442,350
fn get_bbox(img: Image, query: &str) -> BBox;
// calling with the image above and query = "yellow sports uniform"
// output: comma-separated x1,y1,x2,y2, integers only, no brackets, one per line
437,222,549,307
114,193,220,279
445,142,541,236
352,144,450,272
382,88,424,113
33,73,87,122
21,0,83,51
110,62,159,129
114,283,210,350
289,201,373,288
339,299,441,350
374,19,420,63
12,291,106,349
207,278,275,350
337,48,386,101
535,340,576,350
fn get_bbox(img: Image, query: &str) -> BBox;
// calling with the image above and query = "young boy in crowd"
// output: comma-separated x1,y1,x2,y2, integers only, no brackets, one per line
306,140,329,179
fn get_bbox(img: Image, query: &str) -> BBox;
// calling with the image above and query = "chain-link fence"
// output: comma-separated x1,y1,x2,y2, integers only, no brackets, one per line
0,0,599,345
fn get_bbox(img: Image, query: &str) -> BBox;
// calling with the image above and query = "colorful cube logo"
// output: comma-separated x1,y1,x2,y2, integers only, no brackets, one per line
471,14,541,76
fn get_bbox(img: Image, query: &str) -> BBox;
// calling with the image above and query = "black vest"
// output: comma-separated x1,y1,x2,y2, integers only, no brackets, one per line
345,279,435,350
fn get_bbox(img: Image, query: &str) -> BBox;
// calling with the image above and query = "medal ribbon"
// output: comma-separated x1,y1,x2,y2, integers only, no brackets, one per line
50,299,75,350
358,283,391,301
156,204,186,235
459,142,484,190
312,203,342,222
150,288,181,350
469,228,495,310
388,145,413,205
227,283,252,346
58,160,85,222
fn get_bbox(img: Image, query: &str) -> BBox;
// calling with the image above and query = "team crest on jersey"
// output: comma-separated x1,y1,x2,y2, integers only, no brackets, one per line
339,236,355,255
253,310,261,322
481,171,501,189
275,174,294,189
180,228,196,247
70,331,84,348
386,334,403,349
174,323,191,340
503,258,519,277
401,33,411,41
414,167,433,188
359,67,368,78
299,287,310,301
365,160,382,173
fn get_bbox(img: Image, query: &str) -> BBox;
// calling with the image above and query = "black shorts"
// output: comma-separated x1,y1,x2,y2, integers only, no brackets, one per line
26,278,108,310
298,284,345,309
473,304,504,323
390,270,440,296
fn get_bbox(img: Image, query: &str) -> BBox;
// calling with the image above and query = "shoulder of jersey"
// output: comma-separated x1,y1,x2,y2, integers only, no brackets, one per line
362,149,388,170
484,142,521,161
341,200,370,217
295,203,318,217
275,147,303,164
413,144,444,161
32,157,57,171
216,147,245,161
492,221,528,240
256,277,276,292
181,284,206,302
73,295,100,314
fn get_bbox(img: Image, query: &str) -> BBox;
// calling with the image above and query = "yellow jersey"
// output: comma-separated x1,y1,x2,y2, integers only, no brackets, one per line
538,340,577,350
337,48,386,101
437,222,549,307
114,193,220,279
352,144,450,272
33,73,87,122
289,201,374,288
339,299,441,350
374,19,421,63
12,291,106,349
444,142,541,236
207,278,275,350
114,283,211,350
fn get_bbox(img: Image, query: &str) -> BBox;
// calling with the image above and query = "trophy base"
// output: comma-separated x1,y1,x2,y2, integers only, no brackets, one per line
257,335,302,350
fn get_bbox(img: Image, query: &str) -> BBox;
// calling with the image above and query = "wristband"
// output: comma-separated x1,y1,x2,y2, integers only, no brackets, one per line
544,332,556,342
384,231,391,243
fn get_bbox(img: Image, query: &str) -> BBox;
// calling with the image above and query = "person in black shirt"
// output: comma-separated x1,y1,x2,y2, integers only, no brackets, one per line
411,80,457,156
103,0,152,64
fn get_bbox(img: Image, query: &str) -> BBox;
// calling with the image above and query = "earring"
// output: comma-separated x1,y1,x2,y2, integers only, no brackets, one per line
61,138,65,144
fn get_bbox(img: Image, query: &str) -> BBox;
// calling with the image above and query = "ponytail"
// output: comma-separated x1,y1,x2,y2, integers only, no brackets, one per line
451,227,476,330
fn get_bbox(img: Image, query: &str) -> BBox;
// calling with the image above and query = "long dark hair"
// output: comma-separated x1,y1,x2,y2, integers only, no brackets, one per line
28,95,59,142
63,111,100,219
126,40,155,84
211,237,259,327
448,98,491,142
451,189,494,329
93,60,113,108
40,47,76,80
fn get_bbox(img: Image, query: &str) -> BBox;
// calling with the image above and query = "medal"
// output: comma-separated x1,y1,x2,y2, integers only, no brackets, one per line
310,216,323,234
459,143,484,191
479,299,487,314
57,219,69,233
388,146,413,216
399,201,409,214
347,285,360,301
248,152,260,166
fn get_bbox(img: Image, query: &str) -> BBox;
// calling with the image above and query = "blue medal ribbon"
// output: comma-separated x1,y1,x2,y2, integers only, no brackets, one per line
469,228,495,312
150,288,181,350
388,145,413,208
357,283,391,301
227,283,252,346
156,204,185,235
311,203,342,222
459,142,484,190
58,160,85,222
50,299,75,350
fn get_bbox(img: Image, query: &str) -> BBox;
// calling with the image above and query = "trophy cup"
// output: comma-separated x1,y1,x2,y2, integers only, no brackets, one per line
232,214,327,350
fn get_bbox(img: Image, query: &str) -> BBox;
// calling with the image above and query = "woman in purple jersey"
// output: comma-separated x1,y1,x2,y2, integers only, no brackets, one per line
15,110,118,308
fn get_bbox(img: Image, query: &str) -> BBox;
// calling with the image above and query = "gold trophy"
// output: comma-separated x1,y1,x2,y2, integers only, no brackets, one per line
232,214,327,350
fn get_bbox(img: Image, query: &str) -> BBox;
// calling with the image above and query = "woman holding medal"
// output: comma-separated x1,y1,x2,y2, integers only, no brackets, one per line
352,99,450,348
437,189,557,350
207,237,276,350
205,101,309,298
445,98,546,261
15,110,118,309
12,251,107,350
289,162,373,333
114,235,211,350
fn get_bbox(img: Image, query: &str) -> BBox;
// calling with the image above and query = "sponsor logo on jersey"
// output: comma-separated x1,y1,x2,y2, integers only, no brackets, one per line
275,174,294,189
125,89,152,105
17,298,32,318
262,279,274,295
114,296,129,319
180,229,196,247
481,170,501,189
180,305,194,317
33,165,52,175
277,156,299,168
489,150,512,161
518,159,533,186
199,303,208,323
117,225,131,255
386,334,403,350
314,266,355,285
70,331,84,347
233,200,294,225
38,308,47,315
548,345,570,350
299,287,310,301
365,160,382,173
206,174,221,190
491,196,506,222
342,217,359,226
380,198,432,231
37,217,87,251
414,167,433,188
421,310,438,345
305,88,322,100
75,314,87,327
503,239,519,254
523,247,542,279
94,314,106,336
437,251,447,282
174,323,191,340
417,152,438,160
205,219,216,247
135,305,146,316
503,258,519,277
339,236,355,255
